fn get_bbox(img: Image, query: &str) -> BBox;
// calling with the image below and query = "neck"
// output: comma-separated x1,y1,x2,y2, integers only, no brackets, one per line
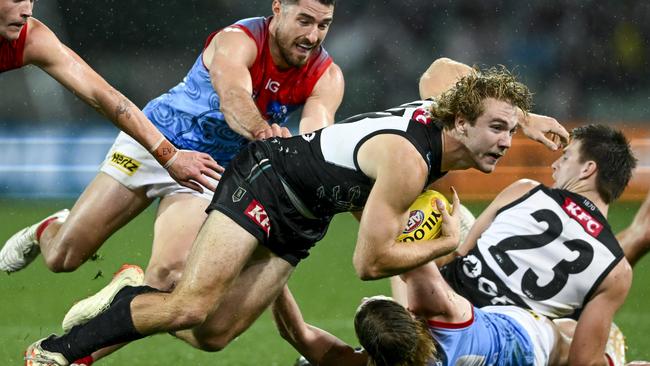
440,128,473,172
564,182,609,217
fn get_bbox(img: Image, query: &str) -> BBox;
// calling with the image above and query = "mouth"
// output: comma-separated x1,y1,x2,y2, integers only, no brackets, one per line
295,43,315,54
9,22,25,28
485,152,504,164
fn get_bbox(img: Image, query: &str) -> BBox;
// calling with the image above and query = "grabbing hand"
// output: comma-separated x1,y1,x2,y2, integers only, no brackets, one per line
254,123,292,140
519,113,569,151
438,187,461,249
166,150,224,193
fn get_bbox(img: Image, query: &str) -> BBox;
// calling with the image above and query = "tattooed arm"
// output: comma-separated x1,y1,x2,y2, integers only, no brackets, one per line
22,18,223,192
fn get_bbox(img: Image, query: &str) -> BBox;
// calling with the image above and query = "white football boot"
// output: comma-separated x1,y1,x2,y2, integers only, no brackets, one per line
62,264,144,333
24,337,69,366
605,322,627,366
0,209,69,273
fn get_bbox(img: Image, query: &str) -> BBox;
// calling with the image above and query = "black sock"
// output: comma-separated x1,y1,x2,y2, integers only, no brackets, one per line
41,285,161,361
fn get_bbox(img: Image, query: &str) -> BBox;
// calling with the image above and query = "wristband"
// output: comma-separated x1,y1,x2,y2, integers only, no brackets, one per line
150,137,178,168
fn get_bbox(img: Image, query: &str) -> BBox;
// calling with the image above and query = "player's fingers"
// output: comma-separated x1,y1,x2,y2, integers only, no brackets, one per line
450,186,460,216
202,157,225,173
194,176,216,192
281,126,292,138
537,134,559,151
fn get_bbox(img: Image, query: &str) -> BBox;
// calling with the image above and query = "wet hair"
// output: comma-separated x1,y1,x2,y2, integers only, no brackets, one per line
431,65,533,128
280,0,336,7
571,124,637,203
354,299,437,366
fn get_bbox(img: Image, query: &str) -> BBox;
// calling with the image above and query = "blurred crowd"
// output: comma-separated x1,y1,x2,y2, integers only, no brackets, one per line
1,0,648,125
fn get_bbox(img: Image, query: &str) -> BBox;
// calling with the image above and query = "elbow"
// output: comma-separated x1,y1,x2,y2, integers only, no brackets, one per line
353,253,385,281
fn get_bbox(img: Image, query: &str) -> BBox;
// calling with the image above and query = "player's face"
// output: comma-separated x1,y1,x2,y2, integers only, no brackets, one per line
0,0,33,41
460,98,518,173
272,0,334,68
551,140,584,189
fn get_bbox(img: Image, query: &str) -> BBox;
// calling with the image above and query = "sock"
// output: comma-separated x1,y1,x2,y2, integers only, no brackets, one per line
71,355,94,365
35,217,59,242
41,285,162,361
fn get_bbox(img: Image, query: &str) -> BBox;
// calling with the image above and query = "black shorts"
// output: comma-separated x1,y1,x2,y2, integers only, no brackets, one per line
207,141,332,266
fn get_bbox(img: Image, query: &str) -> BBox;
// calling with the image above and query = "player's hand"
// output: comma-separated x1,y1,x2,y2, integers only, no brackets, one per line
519,113,569,151
166,150,224,193
438,187,461,249
254,123,292,140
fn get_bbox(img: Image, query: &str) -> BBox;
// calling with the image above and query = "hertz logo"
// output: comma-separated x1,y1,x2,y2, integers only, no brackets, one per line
109,152,141,176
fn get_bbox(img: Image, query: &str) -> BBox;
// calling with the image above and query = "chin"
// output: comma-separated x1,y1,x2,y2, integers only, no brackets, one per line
477,164,496,173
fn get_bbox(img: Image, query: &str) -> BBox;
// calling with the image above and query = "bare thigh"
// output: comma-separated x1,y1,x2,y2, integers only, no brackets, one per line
41,172,151,270
144,193,210,290
187,245,294,350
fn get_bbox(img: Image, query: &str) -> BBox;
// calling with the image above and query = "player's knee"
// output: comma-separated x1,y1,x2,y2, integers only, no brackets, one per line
194,333,233,352
43,247,82,273
145,262,184,291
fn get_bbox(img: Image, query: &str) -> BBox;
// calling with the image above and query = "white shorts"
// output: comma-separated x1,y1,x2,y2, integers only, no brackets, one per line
100,132,215,201
482,306,556,366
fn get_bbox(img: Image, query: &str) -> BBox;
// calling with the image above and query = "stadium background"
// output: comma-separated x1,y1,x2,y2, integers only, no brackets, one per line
1,0,649,363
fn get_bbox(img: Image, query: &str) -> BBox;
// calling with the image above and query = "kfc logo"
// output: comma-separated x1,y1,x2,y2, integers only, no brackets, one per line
411,107,432,125
562,198,603,237
246,200,271,236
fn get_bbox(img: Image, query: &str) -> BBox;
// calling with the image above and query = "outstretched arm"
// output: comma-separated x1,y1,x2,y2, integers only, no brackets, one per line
272,286,367,366
419,57,569,150
206,27,290,141
298,62,344,134
23,18,223,192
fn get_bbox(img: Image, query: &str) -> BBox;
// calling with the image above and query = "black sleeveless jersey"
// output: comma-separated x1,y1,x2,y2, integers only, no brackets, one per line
259,100,446,218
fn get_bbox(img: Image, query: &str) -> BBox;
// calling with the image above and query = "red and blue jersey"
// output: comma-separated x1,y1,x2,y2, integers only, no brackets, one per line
0,22,28,73
144,16,333,167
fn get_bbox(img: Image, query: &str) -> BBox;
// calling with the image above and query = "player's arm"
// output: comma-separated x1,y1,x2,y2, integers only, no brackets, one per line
206,27,290,141
401,262,473,323
353,134,461,280
271,286,368,366
457,179,540,256
23,18,223,192
420,57,569,150
297,62,344,134
569,260,632,366
419,57,474,100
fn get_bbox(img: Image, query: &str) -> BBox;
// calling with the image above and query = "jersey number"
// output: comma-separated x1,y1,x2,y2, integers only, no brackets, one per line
488,209,594,300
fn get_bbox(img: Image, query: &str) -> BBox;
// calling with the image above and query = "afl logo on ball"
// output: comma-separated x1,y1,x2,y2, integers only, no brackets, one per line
402,210,425,234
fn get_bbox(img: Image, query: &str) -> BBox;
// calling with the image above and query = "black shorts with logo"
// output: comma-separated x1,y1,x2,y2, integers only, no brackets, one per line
207,141,332,266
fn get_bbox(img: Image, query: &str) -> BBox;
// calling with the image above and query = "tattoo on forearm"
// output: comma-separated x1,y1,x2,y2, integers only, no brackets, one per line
116,98,132,120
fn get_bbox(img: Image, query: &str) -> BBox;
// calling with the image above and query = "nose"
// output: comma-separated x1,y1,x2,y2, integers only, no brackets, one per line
499,132,512,149
21,1,33,18
305,27,319,44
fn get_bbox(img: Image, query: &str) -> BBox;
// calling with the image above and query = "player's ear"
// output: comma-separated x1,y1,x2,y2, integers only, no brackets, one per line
579,160,597,180
454,115,467,135
272,0,282,16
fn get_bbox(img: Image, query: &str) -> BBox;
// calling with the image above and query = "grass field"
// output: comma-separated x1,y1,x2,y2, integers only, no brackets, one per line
1,199,649,364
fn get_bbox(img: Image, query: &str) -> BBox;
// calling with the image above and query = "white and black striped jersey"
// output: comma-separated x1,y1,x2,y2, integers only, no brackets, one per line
445,185,623,318
259,100,446,217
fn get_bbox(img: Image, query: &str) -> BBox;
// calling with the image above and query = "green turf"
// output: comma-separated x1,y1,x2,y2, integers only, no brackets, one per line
1,199,648,364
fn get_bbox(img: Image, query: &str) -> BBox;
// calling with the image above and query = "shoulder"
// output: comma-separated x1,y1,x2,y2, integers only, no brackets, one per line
22,18,63,66
491,179,541,209
312,62,344,91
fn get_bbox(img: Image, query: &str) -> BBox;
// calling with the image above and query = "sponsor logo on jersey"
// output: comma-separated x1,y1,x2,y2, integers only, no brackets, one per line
232,187,246,203
265,78,280,93
562,197,603,237
411,107,432,125
245,199,271,236
109,152,141,176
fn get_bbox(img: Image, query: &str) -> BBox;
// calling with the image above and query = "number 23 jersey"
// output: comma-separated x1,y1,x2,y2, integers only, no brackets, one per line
445,184,623,318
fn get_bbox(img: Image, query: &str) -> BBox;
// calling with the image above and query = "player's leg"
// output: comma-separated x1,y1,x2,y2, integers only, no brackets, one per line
41,173,151,272
616,189,650,266
0,172,151,273
144,193,210,290
173,245,294,351
29,211,260,362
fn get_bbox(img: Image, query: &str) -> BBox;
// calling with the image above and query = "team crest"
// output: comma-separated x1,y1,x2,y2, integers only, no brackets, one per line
411,107,432,125
232,187,246,203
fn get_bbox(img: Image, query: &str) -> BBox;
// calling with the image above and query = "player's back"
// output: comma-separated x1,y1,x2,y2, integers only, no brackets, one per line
445,185,623,318
263,100,446,218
